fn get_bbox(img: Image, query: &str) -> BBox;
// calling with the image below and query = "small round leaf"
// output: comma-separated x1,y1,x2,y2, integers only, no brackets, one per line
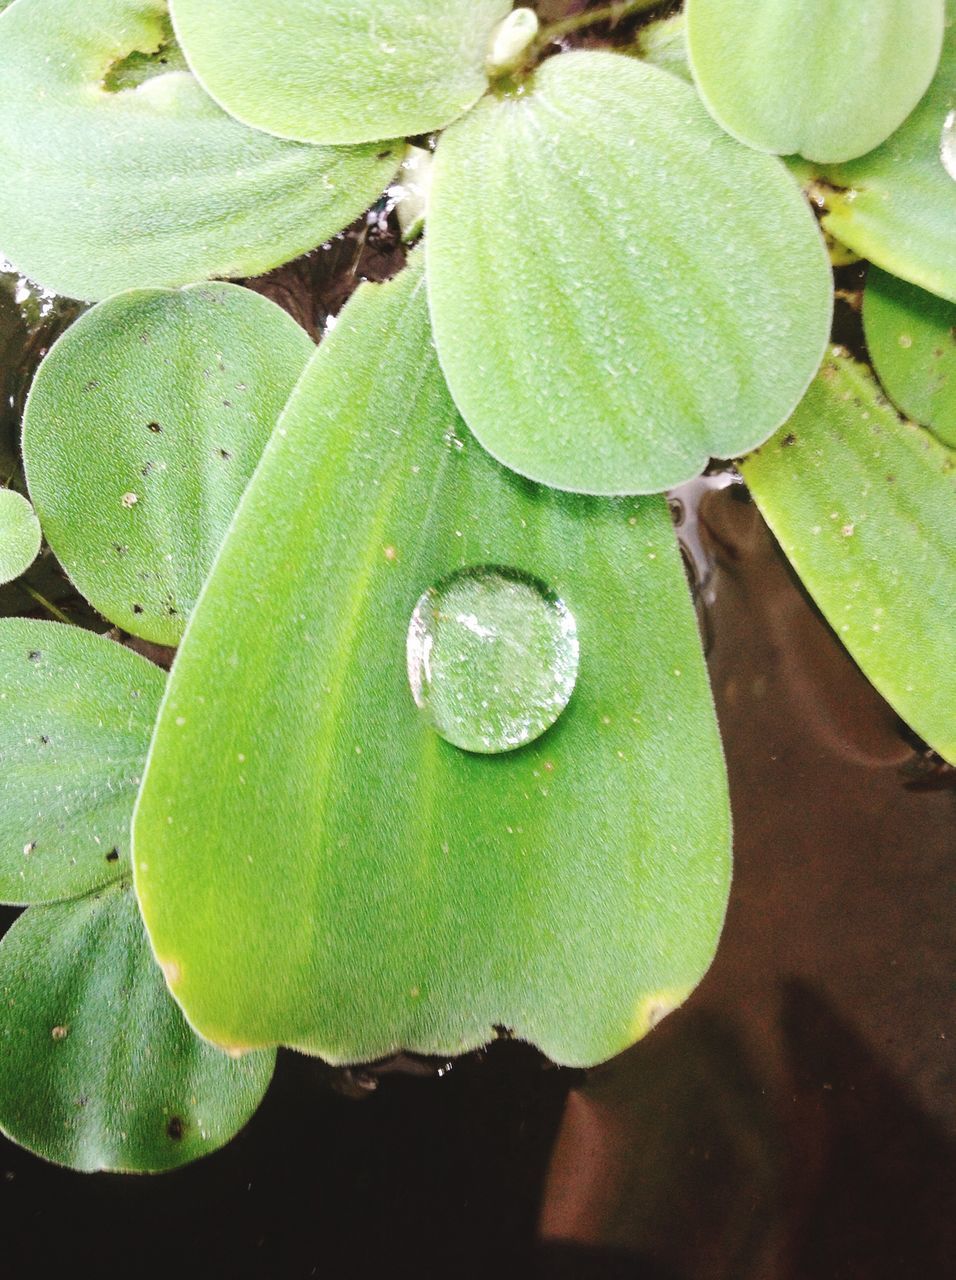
0,490,41,586
863,266,956,448
427,51,832,496
0,620,165,905
171,0,512,145
0,884,274,1172
687,0,945,164
0,0,399,300
23,284,314,645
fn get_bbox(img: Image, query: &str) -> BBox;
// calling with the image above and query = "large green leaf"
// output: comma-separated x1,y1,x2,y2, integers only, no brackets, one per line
0,490,41,587
740,349,956,764
863,267,956,448
426,50,832,497
0,620,165,905
134,256,732,1069
686,0,944,164
23,284,314,645
0,883,274,1172
805,3,956,302
0,0,399,301
170,0,512,146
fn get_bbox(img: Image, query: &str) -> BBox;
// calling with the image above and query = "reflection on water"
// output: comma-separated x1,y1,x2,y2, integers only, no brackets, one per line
540,482,955,1280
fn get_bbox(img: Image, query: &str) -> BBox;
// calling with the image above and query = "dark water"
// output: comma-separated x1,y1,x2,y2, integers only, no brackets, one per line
1,12,954,1269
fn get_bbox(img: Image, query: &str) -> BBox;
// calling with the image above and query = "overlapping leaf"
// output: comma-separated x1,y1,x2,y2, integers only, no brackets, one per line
740,349,956,764
427,50,832,496
0,490,40,586
0,620,165,904
170,0,512,146
0,884,274,1172
134,256,732,1069
863,267,956,448
805,2,956,302
0,0,399,300
23,284,314,644
686,0,945,163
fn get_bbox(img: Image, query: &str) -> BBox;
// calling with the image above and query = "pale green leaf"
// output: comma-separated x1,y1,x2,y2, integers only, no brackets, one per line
863,266,956,448
23,284,314,645
0,490,41,586
686,0,944,164
740,349,956,764
0,620,165,905
133,256,732,1069
631,12,691,83
0,0,399,301
0,883,274,1172
426,50,832,497
170,0,512,145
804,4,956,302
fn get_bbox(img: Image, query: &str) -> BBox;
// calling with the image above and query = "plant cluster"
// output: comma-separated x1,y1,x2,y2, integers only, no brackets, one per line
0,0,953,1173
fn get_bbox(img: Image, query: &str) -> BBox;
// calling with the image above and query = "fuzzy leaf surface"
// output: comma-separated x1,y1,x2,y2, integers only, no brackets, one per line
0,883,274,1172
134,258,732,1069
686,0,944,163
427,51,832,496
0,490,41,586
863,267,956,448
171,0,512,145
804,3,956,302
23,284,314,644
740,349,956,764
0,620,164,904
0,0,398,300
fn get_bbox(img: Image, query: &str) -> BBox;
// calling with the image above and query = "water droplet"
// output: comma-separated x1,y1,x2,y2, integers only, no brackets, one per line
406,566,579,754
942,110,956,183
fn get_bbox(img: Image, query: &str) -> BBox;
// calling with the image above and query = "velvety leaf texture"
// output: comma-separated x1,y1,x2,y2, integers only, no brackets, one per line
0,884,275,1172
687,0,945,163
0,0,399,300
0,490,41,586
23,284,314,644
171,0,513,145
0,620,165,905
134,256,732,1069
740,349,956,764
805,1,956,302
863,267,956,448
427,50,832,496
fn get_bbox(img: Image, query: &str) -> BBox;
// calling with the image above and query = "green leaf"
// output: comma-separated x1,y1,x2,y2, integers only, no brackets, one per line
803,3,956,302
426,50,832,497
0,0,399,301
686,0,945,164
0,883,274,1172
23,284,314,645
0,490,41,587
0,620,165,905
632,12,691,84
133,256,732,1069
739,349,956,764
170,0,512,145
863,266,956,448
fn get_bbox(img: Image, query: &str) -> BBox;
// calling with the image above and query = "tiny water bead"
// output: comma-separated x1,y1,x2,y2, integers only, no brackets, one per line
942,110,956,182
406,566,579,755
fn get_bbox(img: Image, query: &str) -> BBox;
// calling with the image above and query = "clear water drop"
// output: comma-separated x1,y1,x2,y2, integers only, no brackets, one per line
407,566,579,755
941,110,956,183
